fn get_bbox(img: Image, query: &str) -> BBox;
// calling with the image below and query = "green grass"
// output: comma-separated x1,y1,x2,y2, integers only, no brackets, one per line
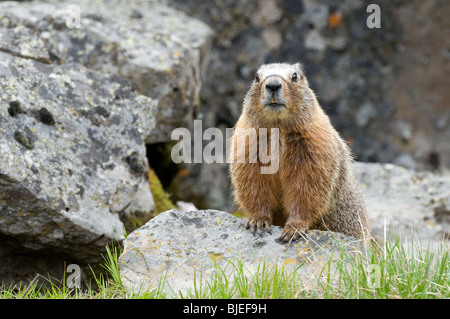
1,233,449,299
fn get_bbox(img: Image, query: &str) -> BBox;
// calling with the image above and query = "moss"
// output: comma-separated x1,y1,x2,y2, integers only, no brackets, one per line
148,166,176,215
121,165,177,233
230,211,247,219
120,209,151,234
8,100,25,117
14,130,34,150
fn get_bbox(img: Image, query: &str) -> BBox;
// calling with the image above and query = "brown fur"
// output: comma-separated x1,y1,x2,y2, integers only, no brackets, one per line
229,63,370,242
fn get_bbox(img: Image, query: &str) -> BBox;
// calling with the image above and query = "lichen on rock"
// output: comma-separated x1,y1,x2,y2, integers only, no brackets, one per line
119,209,364,296
0,0,212,285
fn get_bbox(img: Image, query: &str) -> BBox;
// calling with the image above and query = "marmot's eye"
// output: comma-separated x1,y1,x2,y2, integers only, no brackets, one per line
292,73,298,82
255,73,260,83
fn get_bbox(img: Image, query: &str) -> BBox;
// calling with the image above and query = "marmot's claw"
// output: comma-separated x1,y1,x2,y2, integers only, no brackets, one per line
256,220,272,236
245,217,272,237
279,225,306,243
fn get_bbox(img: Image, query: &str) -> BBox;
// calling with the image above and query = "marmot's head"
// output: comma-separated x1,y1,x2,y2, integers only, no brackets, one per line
243,63,316,123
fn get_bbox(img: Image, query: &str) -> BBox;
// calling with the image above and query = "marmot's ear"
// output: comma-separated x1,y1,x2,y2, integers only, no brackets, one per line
293,63,304,72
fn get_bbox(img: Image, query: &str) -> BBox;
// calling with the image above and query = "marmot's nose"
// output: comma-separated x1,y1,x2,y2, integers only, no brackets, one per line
265,81,282,94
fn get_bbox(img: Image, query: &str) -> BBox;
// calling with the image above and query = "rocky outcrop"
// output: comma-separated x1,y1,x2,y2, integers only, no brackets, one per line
0,0,212,143
0,56,153,262
354,162,450,243
0,0,212,285
119,209,363,296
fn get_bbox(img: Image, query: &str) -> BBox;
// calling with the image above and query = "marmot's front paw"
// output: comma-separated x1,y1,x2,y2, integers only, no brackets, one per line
245,216,272,237
279,220,307,243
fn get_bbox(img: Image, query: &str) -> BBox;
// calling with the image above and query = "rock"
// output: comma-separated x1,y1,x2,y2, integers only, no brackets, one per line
119,209,364,296
250,0,282,26
176,201,198,212
354,162,450,243
0,0,213,143
304,29,327,52
0,0,212,285
0,51,154,263
355,102,376,128
393,153,417,170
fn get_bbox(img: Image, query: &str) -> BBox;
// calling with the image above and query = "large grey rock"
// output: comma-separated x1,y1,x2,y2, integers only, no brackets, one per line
119,209,363,296
0,0,213,143
354,162,450,242
0,0,213,285
0,52,154,262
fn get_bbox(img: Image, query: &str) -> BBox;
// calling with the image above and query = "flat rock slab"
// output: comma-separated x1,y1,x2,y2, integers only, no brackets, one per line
354,162,450,242
119,209,364,296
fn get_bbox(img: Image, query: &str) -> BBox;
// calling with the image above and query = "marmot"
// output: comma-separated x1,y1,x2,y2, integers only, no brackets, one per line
229,63,370,242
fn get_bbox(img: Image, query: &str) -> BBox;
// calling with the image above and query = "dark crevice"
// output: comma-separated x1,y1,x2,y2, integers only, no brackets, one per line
0,47,52,64
146,142,180,189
